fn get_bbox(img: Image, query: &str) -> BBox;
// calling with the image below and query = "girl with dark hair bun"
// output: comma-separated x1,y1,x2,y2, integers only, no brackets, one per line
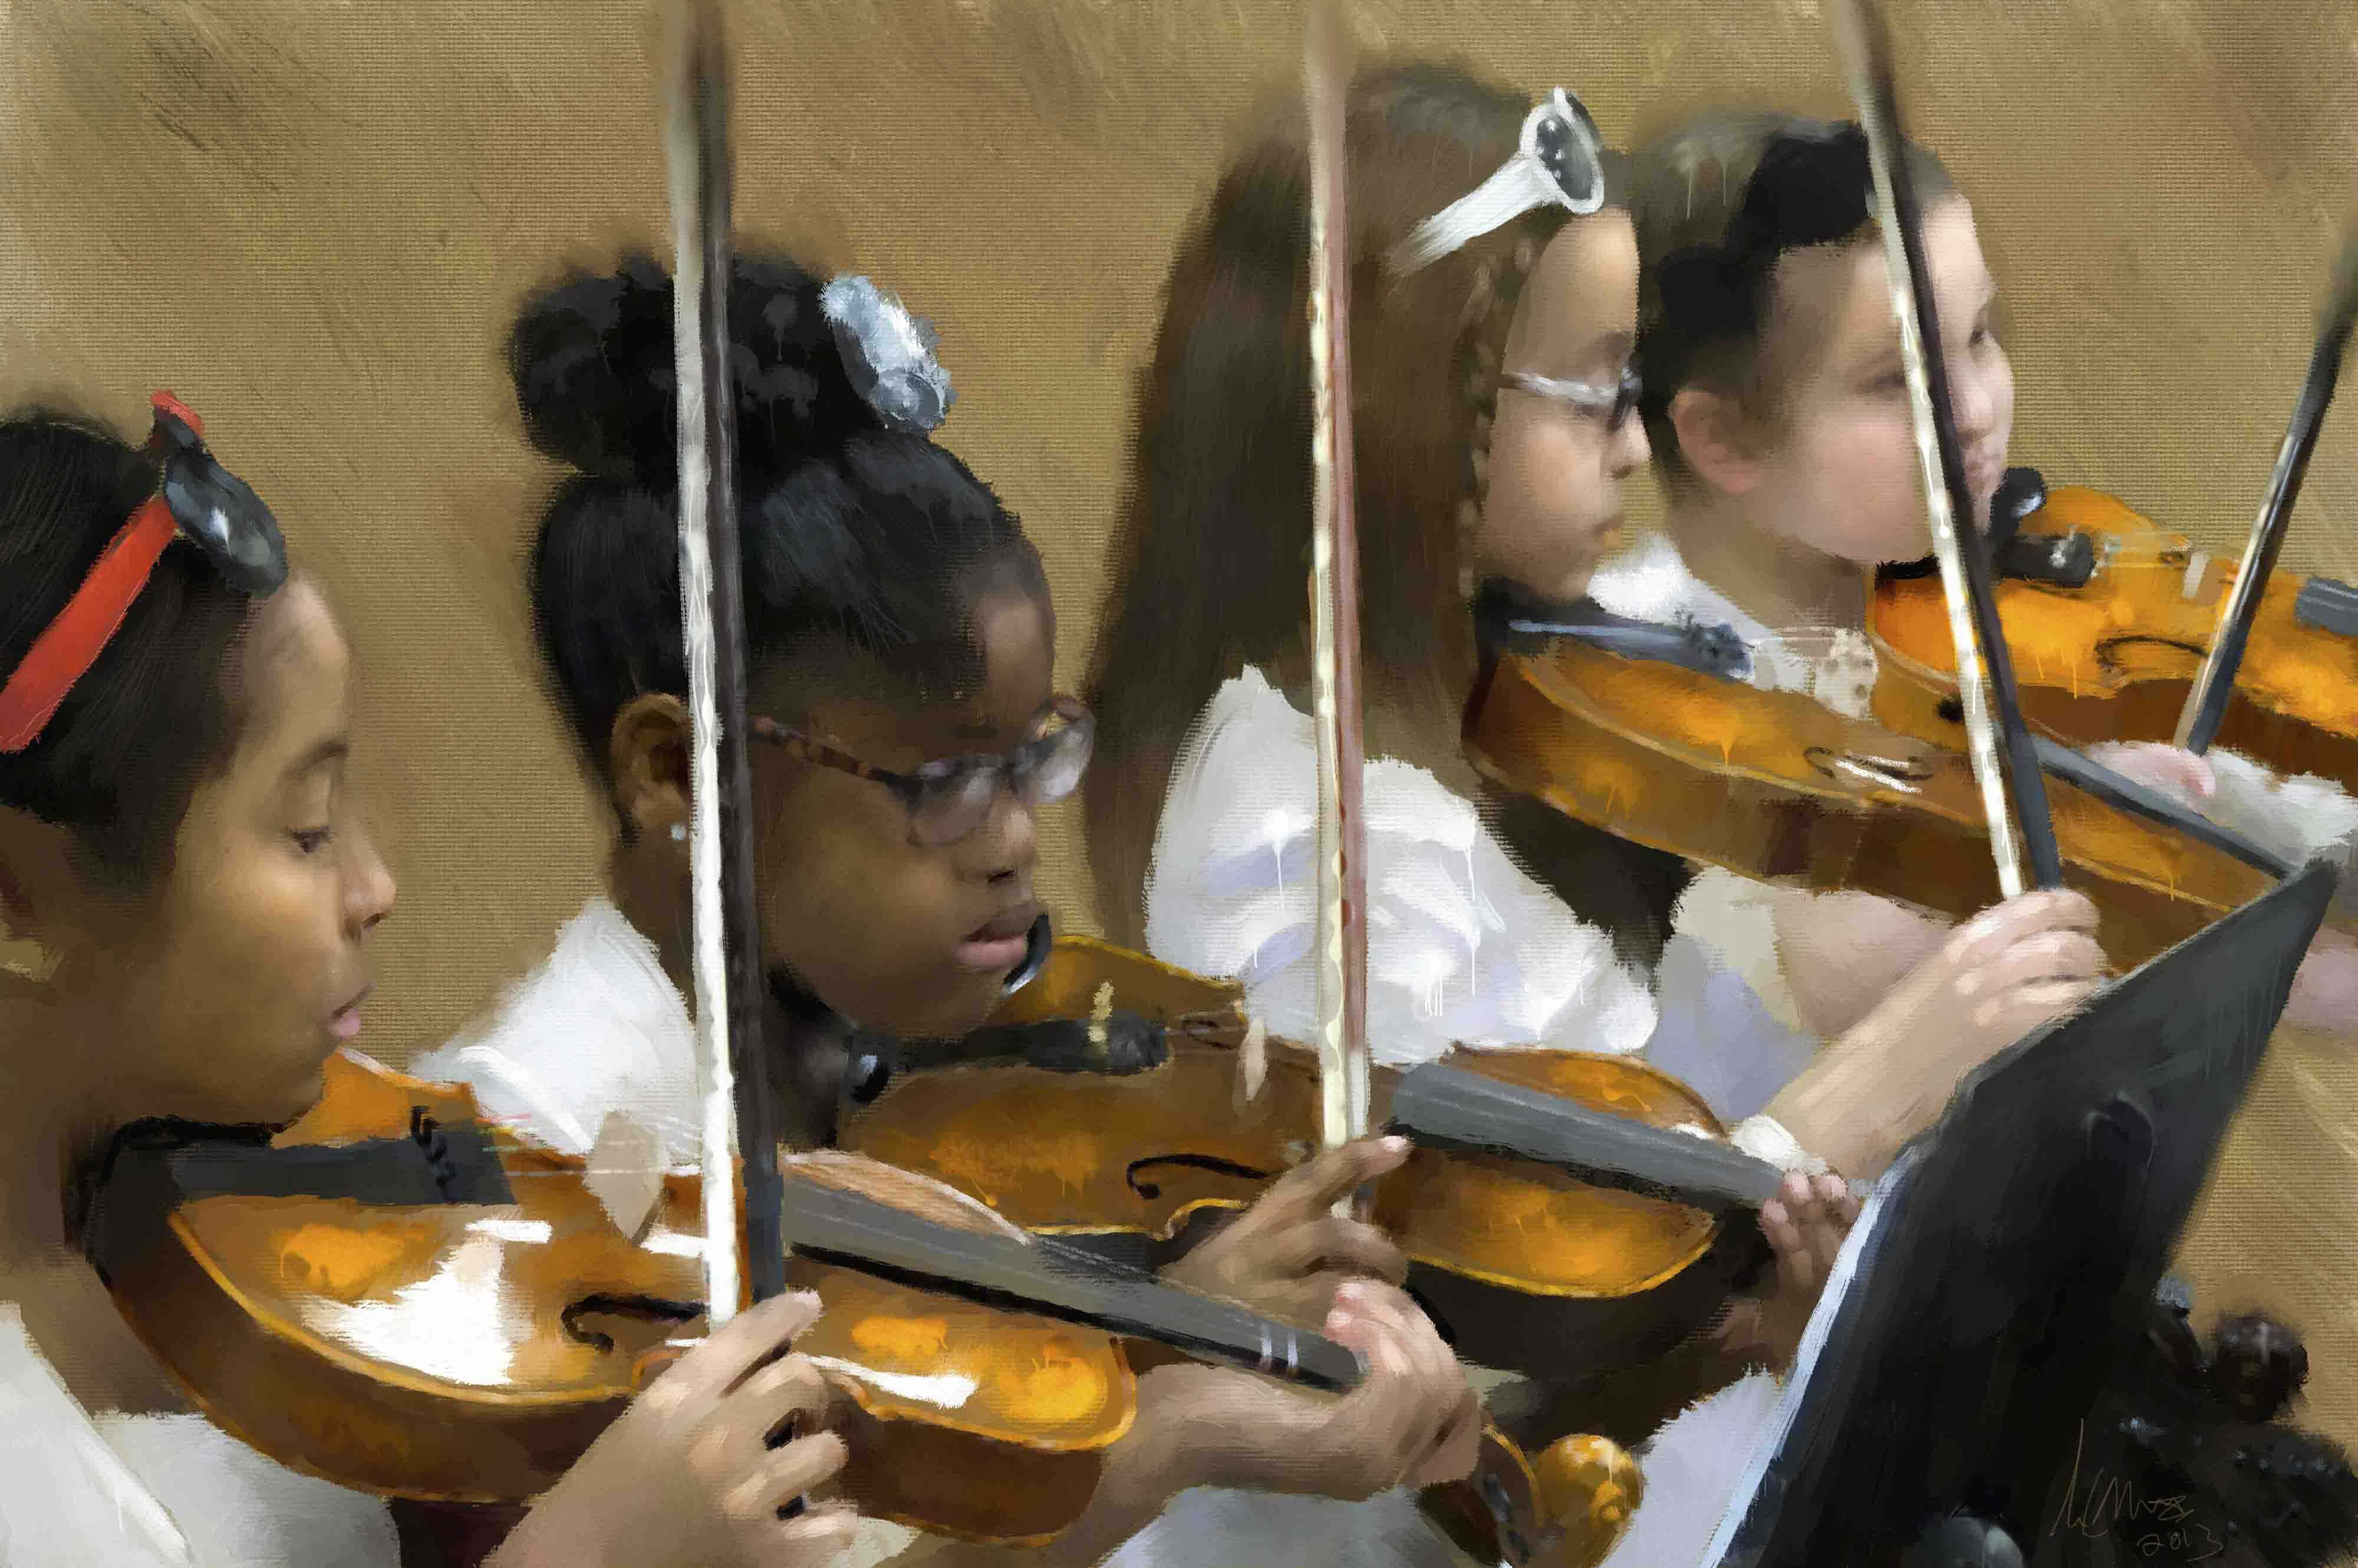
0,400,876,1567
415,250,1482,1568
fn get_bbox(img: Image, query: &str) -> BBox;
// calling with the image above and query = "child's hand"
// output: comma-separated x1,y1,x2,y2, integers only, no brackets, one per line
2084,740,2217,811
498,1291,858,1568
1781,890,2106,1177
1165,1280,1479,1501
1845,888,2103,1108
1746,1172,1860,1369
1162,1135,1411,1325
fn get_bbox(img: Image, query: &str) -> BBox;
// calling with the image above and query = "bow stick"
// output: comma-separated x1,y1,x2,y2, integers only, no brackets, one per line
1303,2,1371,1203
2174,224,2358,754
664,0,786,1321
1832,0,2064,895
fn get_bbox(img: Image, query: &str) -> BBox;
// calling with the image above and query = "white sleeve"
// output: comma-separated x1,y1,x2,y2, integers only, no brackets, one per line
1144,671,1656,1069
1667,868,1813,1035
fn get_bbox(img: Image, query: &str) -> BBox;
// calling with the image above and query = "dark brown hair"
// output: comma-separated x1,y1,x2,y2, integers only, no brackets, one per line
0,409,253,884
511,253,1046,820
1629,110,1958,494
1083,62,1686,960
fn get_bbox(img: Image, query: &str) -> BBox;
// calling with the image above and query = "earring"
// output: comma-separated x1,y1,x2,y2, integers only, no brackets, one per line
0,922,57,984
670,822,688,844
0,875,56,984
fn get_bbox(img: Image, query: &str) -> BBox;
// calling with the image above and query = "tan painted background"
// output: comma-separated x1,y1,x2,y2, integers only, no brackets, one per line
7,0,2358,1460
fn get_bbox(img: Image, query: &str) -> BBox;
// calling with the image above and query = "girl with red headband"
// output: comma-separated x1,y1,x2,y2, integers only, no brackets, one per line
0,396,870,1568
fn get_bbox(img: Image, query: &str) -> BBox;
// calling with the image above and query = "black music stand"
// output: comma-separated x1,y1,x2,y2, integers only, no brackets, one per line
1705,858,2337,1568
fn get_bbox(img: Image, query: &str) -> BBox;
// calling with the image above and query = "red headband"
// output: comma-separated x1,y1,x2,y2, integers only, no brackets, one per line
0,392,206,754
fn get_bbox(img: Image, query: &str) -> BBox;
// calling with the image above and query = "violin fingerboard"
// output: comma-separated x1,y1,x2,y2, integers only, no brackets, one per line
1386,1063,1786,1212
779,1180,1364,1392
2295,576,2358,640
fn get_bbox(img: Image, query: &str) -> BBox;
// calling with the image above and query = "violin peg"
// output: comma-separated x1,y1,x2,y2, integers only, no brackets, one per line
2211,1312,2310,1422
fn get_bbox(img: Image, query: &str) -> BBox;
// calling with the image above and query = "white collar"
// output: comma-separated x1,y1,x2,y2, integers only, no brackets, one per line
1588,535,1881,720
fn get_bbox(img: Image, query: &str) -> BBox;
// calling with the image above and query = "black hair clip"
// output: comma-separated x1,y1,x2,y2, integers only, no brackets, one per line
1648,123,1878,358
149,394,288,595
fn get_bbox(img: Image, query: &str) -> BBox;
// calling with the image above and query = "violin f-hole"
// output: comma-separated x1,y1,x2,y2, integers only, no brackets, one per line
560,1292,702,1355
1124,1154,1278,1203
2093,632,2208,680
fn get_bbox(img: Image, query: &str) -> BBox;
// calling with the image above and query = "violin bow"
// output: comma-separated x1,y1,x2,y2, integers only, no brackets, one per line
2173,223,2358,755
1303,0,1372,1186
664,0,786,1320
1832,0,2064,895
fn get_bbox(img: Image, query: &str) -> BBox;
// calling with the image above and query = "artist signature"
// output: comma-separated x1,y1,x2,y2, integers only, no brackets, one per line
2049,1421,2225,1562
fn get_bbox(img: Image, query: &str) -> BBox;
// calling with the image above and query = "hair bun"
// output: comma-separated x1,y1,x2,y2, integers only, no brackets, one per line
508,252,875,486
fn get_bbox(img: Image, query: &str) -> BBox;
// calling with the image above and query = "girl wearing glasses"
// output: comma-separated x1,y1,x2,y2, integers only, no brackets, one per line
1079,62,1865,1568
1078,61,2162,1568
413,253,1482,1568
0,400,882,1567
1604,112,2358,1056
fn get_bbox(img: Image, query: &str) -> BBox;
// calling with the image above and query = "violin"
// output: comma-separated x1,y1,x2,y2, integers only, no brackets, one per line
841,930,1807,1561
1467,0,2342,1012
1871,473,2358,789
1461,589,2296,973
83,9,1635,1563
91,1048,1617,1560
842,934,1789,1399
1869,226,2358,793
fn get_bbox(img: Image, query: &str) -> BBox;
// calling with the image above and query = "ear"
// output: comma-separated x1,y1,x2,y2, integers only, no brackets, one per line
0,806,77,976
1668,386,1770,497
607,693,691,843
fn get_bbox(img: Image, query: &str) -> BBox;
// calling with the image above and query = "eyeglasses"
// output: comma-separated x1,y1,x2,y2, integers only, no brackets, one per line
752,695,1095,846
0,391,287,754
1500,362,1643,433
1388,88,1607,280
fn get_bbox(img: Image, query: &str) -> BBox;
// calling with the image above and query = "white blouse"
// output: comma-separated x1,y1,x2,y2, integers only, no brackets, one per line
1134,664,1826,1568
0,1303,399,1568
1144,666,1661,1069
1141,664,1821,1126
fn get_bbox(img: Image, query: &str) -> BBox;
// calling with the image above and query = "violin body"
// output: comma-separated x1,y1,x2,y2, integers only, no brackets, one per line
93,1050,1634,1568
840,937,1766,1389
90,1050,1137,1545
1870,482,2358,790
1464,628,2281,972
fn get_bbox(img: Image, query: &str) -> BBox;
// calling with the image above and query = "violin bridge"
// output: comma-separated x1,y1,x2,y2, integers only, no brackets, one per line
2181,548,2212,602
1232,1015,1270,1112
1087,981,1115,1060
585,1111,665,1243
